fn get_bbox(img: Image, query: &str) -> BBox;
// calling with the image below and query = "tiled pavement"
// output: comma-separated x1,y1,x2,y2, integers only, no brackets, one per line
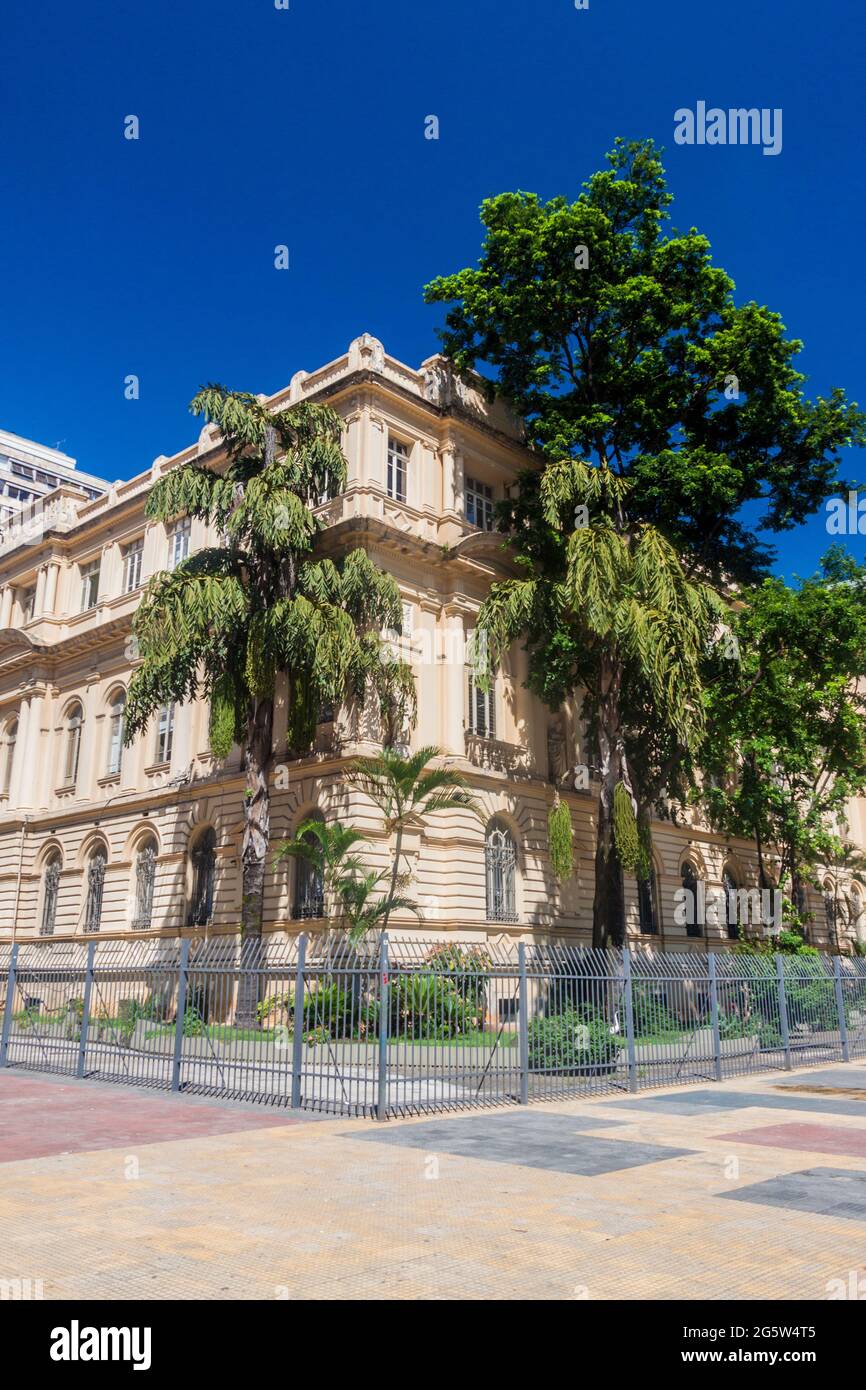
2,1064,866,1300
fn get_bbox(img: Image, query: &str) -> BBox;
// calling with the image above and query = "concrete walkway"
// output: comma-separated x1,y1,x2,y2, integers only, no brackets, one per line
2,1064,866,1300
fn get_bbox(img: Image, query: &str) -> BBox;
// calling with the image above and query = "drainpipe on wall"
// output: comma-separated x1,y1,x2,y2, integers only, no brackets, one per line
11,815,29,944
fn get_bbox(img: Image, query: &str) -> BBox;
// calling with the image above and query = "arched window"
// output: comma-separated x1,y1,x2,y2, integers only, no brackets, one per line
292,815,324,920
40,854,61,936
2,718,18,795
851,887,865,943
64,704,83,786
131,837,158,931
188,828,217,927
824,883,838,943
106,691,126,776
681,861,703,938
83,847,107,934
485,818,518,922
638,869,659,935
722,868,740,940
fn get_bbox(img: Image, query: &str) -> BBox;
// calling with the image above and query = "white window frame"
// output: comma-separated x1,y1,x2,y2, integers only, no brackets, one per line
154,702,175,765
122,539,144,594
106,694,126,776
80,559,101,612
467,670,496,739
2,719,17,794
386,438,409,503
465,476,495,531
64,706,83,786
169,519,191,569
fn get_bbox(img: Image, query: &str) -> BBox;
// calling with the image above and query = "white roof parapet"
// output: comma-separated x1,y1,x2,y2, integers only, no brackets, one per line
273,334,524,442
0,486,86,558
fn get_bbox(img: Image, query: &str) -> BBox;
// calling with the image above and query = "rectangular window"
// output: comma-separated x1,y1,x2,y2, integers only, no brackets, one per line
465,477,495,531
20,586,36,624
169,519,191,569
107,703,125,777
386,438,408,503
638,874,659,935
467,671,496,739
80,559,101,611
154,703,175,764
122,539,144,593
64,714,82,786
383,599,414,665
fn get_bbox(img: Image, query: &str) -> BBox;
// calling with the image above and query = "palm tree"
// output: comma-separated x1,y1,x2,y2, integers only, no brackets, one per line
275,818,368,924
348,745,480,931
474,460,724,947
125,386,415,965
338,869,419,944
275,819,417,944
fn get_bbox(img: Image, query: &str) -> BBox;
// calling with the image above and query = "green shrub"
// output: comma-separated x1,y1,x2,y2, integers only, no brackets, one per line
719,1011,759,1040
528,1007,617,1072
784,968,841,1031
423,945,490,1007
182,1005,205,1037
629,984,683,1039
758,1021,783,1048
303,981,353,1038
304,1025,331,1047
389,971,479,1039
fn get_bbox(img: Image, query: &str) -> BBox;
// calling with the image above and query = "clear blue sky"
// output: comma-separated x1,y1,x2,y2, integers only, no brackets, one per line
2,0,863,579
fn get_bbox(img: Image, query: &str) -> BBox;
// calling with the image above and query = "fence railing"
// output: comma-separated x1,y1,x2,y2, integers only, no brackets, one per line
1,936,864,1119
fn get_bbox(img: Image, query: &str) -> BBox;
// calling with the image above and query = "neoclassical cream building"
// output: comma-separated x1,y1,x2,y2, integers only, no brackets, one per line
1,334,864,951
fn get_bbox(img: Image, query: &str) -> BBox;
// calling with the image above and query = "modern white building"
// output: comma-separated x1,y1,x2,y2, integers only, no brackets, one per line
0,430,109,540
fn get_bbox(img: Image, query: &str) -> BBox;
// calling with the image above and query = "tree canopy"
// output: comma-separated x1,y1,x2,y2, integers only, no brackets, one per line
425,138,864,584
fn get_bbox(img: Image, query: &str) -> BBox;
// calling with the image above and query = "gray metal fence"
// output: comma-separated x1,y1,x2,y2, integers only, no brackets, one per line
1,936,865,1119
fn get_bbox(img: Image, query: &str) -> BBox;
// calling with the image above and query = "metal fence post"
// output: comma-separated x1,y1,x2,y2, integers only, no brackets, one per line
707,952,723,1082
621,947,637,1093
834,957,850,1063
171,937,191,1092
290,934,307,1109
775,955,792,1071
376,934,389,1122
0,942,19,1069
518,942,529,1105
77,940,96,1079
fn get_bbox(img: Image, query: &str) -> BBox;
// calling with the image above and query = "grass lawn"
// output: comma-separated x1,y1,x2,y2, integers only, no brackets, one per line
141,1024,518,1048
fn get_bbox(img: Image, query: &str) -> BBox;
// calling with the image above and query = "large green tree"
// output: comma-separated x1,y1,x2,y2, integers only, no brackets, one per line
474,460,723,946
425,137,865,943
425,137,863,586
125,387,415,957
702,548,866,935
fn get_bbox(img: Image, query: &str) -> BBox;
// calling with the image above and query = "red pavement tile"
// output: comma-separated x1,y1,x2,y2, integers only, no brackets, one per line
0,1073,303,1162
714,1122,866,1158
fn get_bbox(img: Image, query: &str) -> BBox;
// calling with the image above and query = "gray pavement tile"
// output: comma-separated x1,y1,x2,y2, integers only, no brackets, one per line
346,1110,694,1176
720,1167,866,1222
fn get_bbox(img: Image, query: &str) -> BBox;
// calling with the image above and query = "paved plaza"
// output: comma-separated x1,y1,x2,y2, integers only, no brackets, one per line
2,1064,866,1300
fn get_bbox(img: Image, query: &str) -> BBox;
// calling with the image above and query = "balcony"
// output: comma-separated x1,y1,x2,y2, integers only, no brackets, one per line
465,733,533,779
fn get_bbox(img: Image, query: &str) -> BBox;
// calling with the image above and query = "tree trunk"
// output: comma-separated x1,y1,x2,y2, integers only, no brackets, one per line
592,662,629,949
237,695,274,1027
381,824,404,935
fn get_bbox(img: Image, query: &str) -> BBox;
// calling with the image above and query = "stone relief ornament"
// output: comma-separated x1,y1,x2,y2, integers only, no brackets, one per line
547,718,568,785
